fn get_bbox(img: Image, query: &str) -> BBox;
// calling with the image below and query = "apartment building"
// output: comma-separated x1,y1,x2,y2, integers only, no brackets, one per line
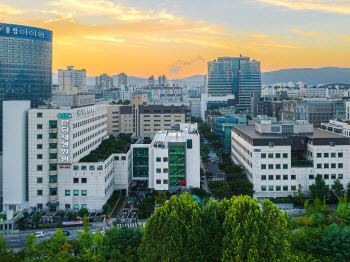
106,105,133,134
231,120,350,200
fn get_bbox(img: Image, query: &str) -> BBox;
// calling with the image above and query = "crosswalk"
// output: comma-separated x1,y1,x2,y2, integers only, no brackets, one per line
115,222,146,229
209,177,225,182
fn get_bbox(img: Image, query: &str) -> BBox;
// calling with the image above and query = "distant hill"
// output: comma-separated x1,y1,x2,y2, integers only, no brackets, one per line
262,67,350,86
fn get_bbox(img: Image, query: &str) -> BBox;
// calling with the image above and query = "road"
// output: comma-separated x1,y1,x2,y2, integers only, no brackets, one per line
206,162,226,182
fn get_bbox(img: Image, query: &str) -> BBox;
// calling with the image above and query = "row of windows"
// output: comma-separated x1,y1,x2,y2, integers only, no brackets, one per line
73,135,105,158
316,163,343,169
73,178,87,183
156,168,168,173
316,152,343,158
261,153,288,159
261,186,294,191
261,164,288,170
156,179,168,184
156,157,168,162
261,175,293,180
36,203,85,210
73,121,107,139
65,190,87,196
310,174,343,180
73,114,107,129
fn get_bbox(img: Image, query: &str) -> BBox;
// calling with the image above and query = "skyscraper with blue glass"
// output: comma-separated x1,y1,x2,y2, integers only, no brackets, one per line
0,23,52,150
207,55,261,111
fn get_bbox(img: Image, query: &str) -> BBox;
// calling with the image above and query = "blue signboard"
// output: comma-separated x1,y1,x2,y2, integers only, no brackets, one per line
57,113,72,119
0,23,52,42
253,149,261,152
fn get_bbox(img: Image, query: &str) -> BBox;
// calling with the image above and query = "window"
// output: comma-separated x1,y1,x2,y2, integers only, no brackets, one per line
338,163,343,168
37,124,42,129
291,175,296,180
187,139,193,149
82,204,87,209
261,175,266,180
331,153,336,158
163,157,168,162
37,112,42,117
338,153,343,158
268,153,273,158
331,163,336,168
261,186,266,191
268,164,273,169
324,153,329,158
261,164,266,169
291,186,296,191
276,175,281,180
317,164,322,169
65,204,71,209
37,177,42,183
49,153,57,159
37,165,42,171
276,186,281,191
269,186,274,191
261,153,266,158
283,175,288,180
309,175,314,180
82,190,87,196
163,168,168,173
37,190,43,196
49,133,57,139
37,204,43,209
74,178,79,183
82,178,87,183
49,188,57,196
283,186,288,191
331,174,336,179
330,142,335,147
339,174,343,179
73,166,79,171
156,168,161,173
156,157,161,162
121,156,126,160
49,143,57,149
276,164,281,169
269,142,274,148
316,153,321,158
324,163,329,169
89,166,95,170
74,190,79,196
37,134,42,139
269,175,274,180
276,153,281,158
156,180,161,184
37,144,43,149
49,164,57,171
163,180,168,184
283,153,288,158
37,154,42,159
81,166,87,171
74,204,79,209
283,164,288,169
324,174,329,179
65,190,70,196
49,175,57,183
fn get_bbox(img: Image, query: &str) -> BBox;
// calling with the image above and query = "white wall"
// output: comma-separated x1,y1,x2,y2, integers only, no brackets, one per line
3,101,30,211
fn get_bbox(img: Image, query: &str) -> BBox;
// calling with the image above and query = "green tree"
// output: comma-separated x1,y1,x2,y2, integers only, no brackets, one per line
31,213,42,228
138,193,205,262
155,190,168,206
123,99,130,105
310,174,329,201
16,211,29,230
0,233,8,256
102,204,110,215
289,184,306,208
117,99,123,104
347,182,350,200
222,196,295,261
191,187,209,199
78,207,88,219
58,210,66,223
330,179,345,203
246,114,252,120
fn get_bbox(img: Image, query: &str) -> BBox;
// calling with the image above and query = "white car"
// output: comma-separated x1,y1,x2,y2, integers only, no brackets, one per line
35,231,45,238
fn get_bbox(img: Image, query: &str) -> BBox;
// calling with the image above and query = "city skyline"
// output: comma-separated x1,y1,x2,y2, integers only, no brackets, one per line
1,0,350,78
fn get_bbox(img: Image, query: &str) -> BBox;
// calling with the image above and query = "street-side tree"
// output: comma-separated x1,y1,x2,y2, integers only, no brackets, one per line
155,190,168,206
310,174,329,201
330,179,345,203
31,213,42,228
289,184,306,208
222,196,295,262
138,193,205,262
347,182,350,200
58,210,66,223
78,207,88,219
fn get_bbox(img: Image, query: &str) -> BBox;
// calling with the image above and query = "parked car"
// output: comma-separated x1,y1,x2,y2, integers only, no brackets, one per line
35,231,45,238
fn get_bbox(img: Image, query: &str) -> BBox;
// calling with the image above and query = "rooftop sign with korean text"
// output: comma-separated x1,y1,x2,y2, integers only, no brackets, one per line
0,23,52,42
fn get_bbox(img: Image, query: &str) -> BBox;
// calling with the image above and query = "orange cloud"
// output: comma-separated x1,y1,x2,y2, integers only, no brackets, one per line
291,29,328,39
0,4,25,17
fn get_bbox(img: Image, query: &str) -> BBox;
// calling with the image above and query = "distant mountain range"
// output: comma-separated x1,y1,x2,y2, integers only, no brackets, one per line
262,67,350,86
52,67,350,88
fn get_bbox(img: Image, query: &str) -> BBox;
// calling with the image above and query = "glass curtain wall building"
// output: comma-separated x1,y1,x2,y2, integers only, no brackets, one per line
207,55,261,112
0,23,52,150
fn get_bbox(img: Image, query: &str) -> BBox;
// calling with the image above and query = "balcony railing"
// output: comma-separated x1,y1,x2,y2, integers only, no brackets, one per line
291,160,313,168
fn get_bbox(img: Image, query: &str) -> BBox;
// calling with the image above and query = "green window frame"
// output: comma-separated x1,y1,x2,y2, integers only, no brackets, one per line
65,190,70,196
49,133,57,139
283,186,288,191
37,190,42,196
121,156,126,160
37,165,42,171
324,174,329,179
283,164,288,169
156,180,161,184
269,175,274,180
163,168,168,173
276,186,281,191
261,153,266,158
49,188,57,196
324,163,329,169
283,175,288,180
268,153,273,158
331,174,336,179
82,190,87,196
268,164,273,169
309,175,314,180
317,153,322,158
156,168,161,173
338,163,343,168
276,153,281,158
37,177,42,183
317,164,322,169
261,164,266,169
37,134,42,139
291,175,296,180
324,153,329,158
338,153,343,157
331,153,336,158
269,186,274,191
49,175,57,183
49,164,57,171
276,164,281,169
339,174,343,179
276,175,281,180
331,163,336,168
283,153,288,158
74,190,79,196
49,153,57,159
261,175,266,180
291,186,296,191
187,139,193,149
261,186,266,191
156,157,161,162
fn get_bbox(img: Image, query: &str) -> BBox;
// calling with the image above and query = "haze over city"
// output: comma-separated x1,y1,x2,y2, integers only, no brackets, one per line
1,0,350,78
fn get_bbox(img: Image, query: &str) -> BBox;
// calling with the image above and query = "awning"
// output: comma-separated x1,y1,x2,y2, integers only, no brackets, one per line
46,202,59,207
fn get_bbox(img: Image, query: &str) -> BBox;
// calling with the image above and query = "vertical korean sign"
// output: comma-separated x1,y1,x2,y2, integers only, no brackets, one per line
58,113,72,168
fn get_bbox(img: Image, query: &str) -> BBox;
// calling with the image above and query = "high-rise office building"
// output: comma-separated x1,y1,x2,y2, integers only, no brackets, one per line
117,73,127,87
158,75,168,86
148,75,156,86
58,66,87,95
95,74,113,90
207,55,261,111
0,23,52,150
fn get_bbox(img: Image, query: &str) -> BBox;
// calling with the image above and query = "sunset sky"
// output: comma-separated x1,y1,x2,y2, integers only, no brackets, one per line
1,0,350,78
